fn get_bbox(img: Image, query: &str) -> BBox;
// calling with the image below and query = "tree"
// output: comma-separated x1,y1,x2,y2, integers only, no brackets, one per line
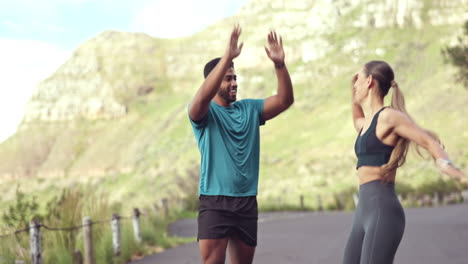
442,20,468,88
2,185,42,230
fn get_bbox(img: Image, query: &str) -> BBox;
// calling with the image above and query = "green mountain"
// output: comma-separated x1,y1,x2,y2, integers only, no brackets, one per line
1,0,467,213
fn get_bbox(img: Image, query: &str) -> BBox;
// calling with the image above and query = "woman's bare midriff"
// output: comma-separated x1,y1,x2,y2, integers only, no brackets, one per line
357,166,396,185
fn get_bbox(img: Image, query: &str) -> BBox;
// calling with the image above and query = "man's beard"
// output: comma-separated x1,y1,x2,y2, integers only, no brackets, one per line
218,87,237,103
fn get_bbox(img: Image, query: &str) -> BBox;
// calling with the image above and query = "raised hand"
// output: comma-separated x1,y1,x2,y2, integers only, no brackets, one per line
225,25,243,60
265,30,285,65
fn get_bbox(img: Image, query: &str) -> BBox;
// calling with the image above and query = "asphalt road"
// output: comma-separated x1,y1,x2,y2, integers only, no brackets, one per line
131,193,468,264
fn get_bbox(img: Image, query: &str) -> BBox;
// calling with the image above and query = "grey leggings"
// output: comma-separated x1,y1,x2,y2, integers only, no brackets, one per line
343,180,405,264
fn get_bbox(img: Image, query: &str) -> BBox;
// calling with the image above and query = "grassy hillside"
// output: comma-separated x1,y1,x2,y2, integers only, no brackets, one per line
0,0,467,219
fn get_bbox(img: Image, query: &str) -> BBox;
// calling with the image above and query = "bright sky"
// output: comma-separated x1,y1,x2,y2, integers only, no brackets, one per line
0,0,249,143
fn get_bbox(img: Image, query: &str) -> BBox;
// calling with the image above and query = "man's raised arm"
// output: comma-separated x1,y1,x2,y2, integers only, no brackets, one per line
262,31,294,122
189,25,243,121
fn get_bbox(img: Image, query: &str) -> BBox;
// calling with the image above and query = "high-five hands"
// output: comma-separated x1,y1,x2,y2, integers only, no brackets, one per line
225,26,286,67
225,25,243,60
265,31,285,67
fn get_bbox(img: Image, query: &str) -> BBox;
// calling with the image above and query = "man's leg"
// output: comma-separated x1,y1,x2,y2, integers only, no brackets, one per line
199,238,229,264
228,235,256,264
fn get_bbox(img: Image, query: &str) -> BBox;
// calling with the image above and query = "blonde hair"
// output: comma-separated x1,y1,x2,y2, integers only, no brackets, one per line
380,81,410,181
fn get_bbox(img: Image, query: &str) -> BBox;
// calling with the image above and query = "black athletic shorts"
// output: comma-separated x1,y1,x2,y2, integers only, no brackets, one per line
198,195,258,247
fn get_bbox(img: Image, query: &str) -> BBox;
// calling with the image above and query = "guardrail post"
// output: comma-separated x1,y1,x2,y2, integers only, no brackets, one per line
30,219,42,264
83,217,95,264
111,214,121,256
132,208,142,243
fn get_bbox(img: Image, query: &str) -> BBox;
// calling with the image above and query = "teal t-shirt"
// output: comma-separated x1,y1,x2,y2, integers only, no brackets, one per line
189,99,265,197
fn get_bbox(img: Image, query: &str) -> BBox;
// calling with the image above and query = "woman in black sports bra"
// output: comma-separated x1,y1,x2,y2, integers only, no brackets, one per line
342,60,467,264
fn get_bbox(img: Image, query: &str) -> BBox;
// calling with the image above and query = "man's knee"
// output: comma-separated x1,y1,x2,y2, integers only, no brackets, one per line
200,238,229,264
201,254,225,264
228,236,256,264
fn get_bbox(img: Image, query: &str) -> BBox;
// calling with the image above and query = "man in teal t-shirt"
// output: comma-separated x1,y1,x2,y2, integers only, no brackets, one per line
188,25,294,264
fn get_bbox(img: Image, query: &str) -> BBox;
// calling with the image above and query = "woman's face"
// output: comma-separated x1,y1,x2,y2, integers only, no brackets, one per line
352,67,370,104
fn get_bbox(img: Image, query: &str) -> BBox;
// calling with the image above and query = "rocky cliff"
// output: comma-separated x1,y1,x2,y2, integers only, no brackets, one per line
22,0,467,123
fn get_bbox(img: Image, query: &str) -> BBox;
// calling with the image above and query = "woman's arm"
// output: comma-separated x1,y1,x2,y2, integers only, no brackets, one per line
387,109,466,181
351,74,365,132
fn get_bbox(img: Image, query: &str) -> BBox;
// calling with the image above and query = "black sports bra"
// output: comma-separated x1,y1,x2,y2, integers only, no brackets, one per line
354,107,395,169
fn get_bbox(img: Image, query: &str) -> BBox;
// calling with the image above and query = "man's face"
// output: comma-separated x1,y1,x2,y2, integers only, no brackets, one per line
218,67,237,103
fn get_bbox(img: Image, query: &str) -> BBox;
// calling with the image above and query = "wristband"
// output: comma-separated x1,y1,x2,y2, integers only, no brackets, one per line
436,158,458,169
275,62,285,69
